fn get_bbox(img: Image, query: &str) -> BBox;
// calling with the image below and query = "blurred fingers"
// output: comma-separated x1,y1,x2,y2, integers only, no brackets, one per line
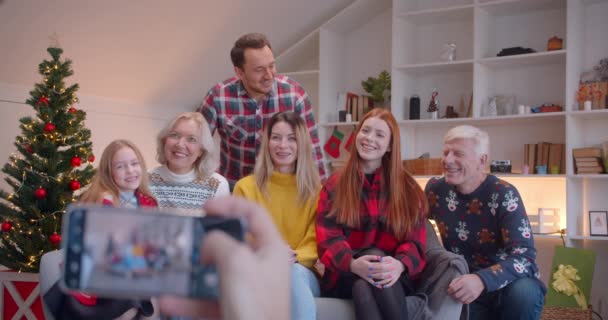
204,196,283,248
200,229,246,267
158,295,220,319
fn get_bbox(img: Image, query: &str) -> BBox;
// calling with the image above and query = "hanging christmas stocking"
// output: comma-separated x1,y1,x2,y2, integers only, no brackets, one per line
324,128,344,158
344,131,355,152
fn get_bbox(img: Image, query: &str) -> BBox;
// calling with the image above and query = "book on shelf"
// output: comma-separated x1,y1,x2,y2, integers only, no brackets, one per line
347,92,358,121
337,92,376,122
573,146,606,174
336,93,347,119
576,166,603,174
575,160,602,168
538,142,550,170
524,143,529,169
572,147,602,158
525,143,537,173
523,142,565,174
574,157,602,167
548,143,563,173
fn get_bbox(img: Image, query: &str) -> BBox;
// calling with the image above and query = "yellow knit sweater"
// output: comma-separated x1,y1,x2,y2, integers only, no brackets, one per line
233,172,319,269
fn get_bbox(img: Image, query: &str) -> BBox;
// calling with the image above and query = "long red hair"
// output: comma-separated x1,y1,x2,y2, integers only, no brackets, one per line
332,108,427,240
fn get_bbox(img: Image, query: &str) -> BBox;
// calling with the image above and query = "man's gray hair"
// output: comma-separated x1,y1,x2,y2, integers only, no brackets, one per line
444,125,489,156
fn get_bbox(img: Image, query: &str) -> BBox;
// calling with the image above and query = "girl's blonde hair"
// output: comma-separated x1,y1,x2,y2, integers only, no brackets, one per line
156,112,218,178
79,139,155,205
254,111,321,205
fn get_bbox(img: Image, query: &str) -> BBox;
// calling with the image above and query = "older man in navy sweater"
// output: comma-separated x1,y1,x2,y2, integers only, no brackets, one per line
425,125,545,320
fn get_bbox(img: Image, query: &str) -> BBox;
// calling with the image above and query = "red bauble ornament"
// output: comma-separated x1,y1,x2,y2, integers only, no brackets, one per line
34,187,47,199
71,156,82,167
49,232,61,245
1,221,12,232
68,107,77,114
37,96,49,106
44,122,56,132
88,155,95,163
69,180,81,191
25,144,34,154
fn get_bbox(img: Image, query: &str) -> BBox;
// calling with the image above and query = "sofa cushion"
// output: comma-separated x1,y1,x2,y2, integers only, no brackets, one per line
315,220,467,320
316,297,354,319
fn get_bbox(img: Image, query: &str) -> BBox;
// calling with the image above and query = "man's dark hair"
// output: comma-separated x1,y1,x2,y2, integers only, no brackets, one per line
230,33,272,69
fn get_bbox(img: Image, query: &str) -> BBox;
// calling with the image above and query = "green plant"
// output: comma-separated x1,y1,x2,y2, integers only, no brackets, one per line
361,70,391,103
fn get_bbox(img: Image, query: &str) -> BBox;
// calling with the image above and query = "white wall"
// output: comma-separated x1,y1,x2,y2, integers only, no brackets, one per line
0,0,355,109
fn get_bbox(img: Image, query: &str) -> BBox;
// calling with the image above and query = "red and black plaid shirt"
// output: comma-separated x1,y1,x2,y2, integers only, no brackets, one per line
316,171,426,291
197,75,326,188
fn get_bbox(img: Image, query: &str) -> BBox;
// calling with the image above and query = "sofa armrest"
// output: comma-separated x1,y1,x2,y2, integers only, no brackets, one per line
421,220,469,320
40,250,63,295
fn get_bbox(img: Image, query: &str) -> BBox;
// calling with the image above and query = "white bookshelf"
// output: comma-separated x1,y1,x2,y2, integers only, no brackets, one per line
476,50,566,67
278,0,608,241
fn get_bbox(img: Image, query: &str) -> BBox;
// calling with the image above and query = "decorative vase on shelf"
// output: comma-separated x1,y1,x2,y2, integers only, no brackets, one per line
409,95,420,120
428,88,439,119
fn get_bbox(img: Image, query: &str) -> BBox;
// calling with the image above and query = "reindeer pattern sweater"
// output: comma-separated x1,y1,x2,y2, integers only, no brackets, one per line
425,175,545,293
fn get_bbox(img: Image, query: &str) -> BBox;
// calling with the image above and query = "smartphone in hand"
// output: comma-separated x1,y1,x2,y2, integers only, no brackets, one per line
59,204,246,300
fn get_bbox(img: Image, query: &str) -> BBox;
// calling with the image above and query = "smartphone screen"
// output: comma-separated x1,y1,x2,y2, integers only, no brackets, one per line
61,205,245,299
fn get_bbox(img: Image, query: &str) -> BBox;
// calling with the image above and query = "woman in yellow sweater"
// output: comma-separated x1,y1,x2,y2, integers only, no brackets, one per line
234,111,321,320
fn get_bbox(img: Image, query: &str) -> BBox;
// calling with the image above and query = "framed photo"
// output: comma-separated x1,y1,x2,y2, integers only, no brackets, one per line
589,211,608,236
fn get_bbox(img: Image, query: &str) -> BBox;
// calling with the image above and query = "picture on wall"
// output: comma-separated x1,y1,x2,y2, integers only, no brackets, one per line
589,211,608,236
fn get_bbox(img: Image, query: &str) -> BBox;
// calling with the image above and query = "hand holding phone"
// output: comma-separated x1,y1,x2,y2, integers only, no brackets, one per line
158,196,291,320
60,204,246,300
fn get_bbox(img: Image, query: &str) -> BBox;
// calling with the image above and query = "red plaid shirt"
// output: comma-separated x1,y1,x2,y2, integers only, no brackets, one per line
316,171,426,291
197,75,326,188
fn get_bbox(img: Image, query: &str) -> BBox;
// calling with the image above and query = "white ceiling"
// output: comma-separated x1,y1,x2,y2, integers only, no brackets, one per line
0,0,354,109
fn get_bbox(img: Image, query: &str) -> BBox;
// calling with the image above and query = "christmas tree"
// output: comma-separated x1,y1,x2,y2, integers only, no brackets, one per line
0,47,96,272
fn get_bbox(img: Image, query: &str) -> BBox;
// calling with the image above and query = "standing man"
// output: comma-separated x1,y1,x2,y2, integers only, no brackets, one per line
197,32,326,189
425,125,545,320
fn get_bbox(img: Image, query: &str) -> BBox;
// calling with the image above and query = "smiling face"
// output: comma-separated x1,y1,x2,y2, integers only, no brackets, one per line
111,146,142,193
163,118,204,174
442,138,487,194
268,121,297,173
235,46,276,100
356,116,391,173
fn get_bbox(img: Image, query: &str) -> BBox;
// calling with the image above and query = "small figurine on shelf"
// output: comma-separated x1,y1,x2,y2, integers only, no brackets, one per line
428,88,439,119
443,105,459,118
440,43,456,61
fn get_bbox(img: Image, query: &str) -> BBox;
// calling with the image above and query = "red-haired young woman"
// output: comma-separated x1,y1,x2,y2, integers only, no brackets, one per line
316,108,428,320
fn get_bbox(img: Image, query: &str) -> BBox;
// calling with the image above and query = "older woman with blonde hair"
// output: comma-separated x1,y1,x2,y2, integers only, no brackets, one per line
233,111,321,320
150,111,229,216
